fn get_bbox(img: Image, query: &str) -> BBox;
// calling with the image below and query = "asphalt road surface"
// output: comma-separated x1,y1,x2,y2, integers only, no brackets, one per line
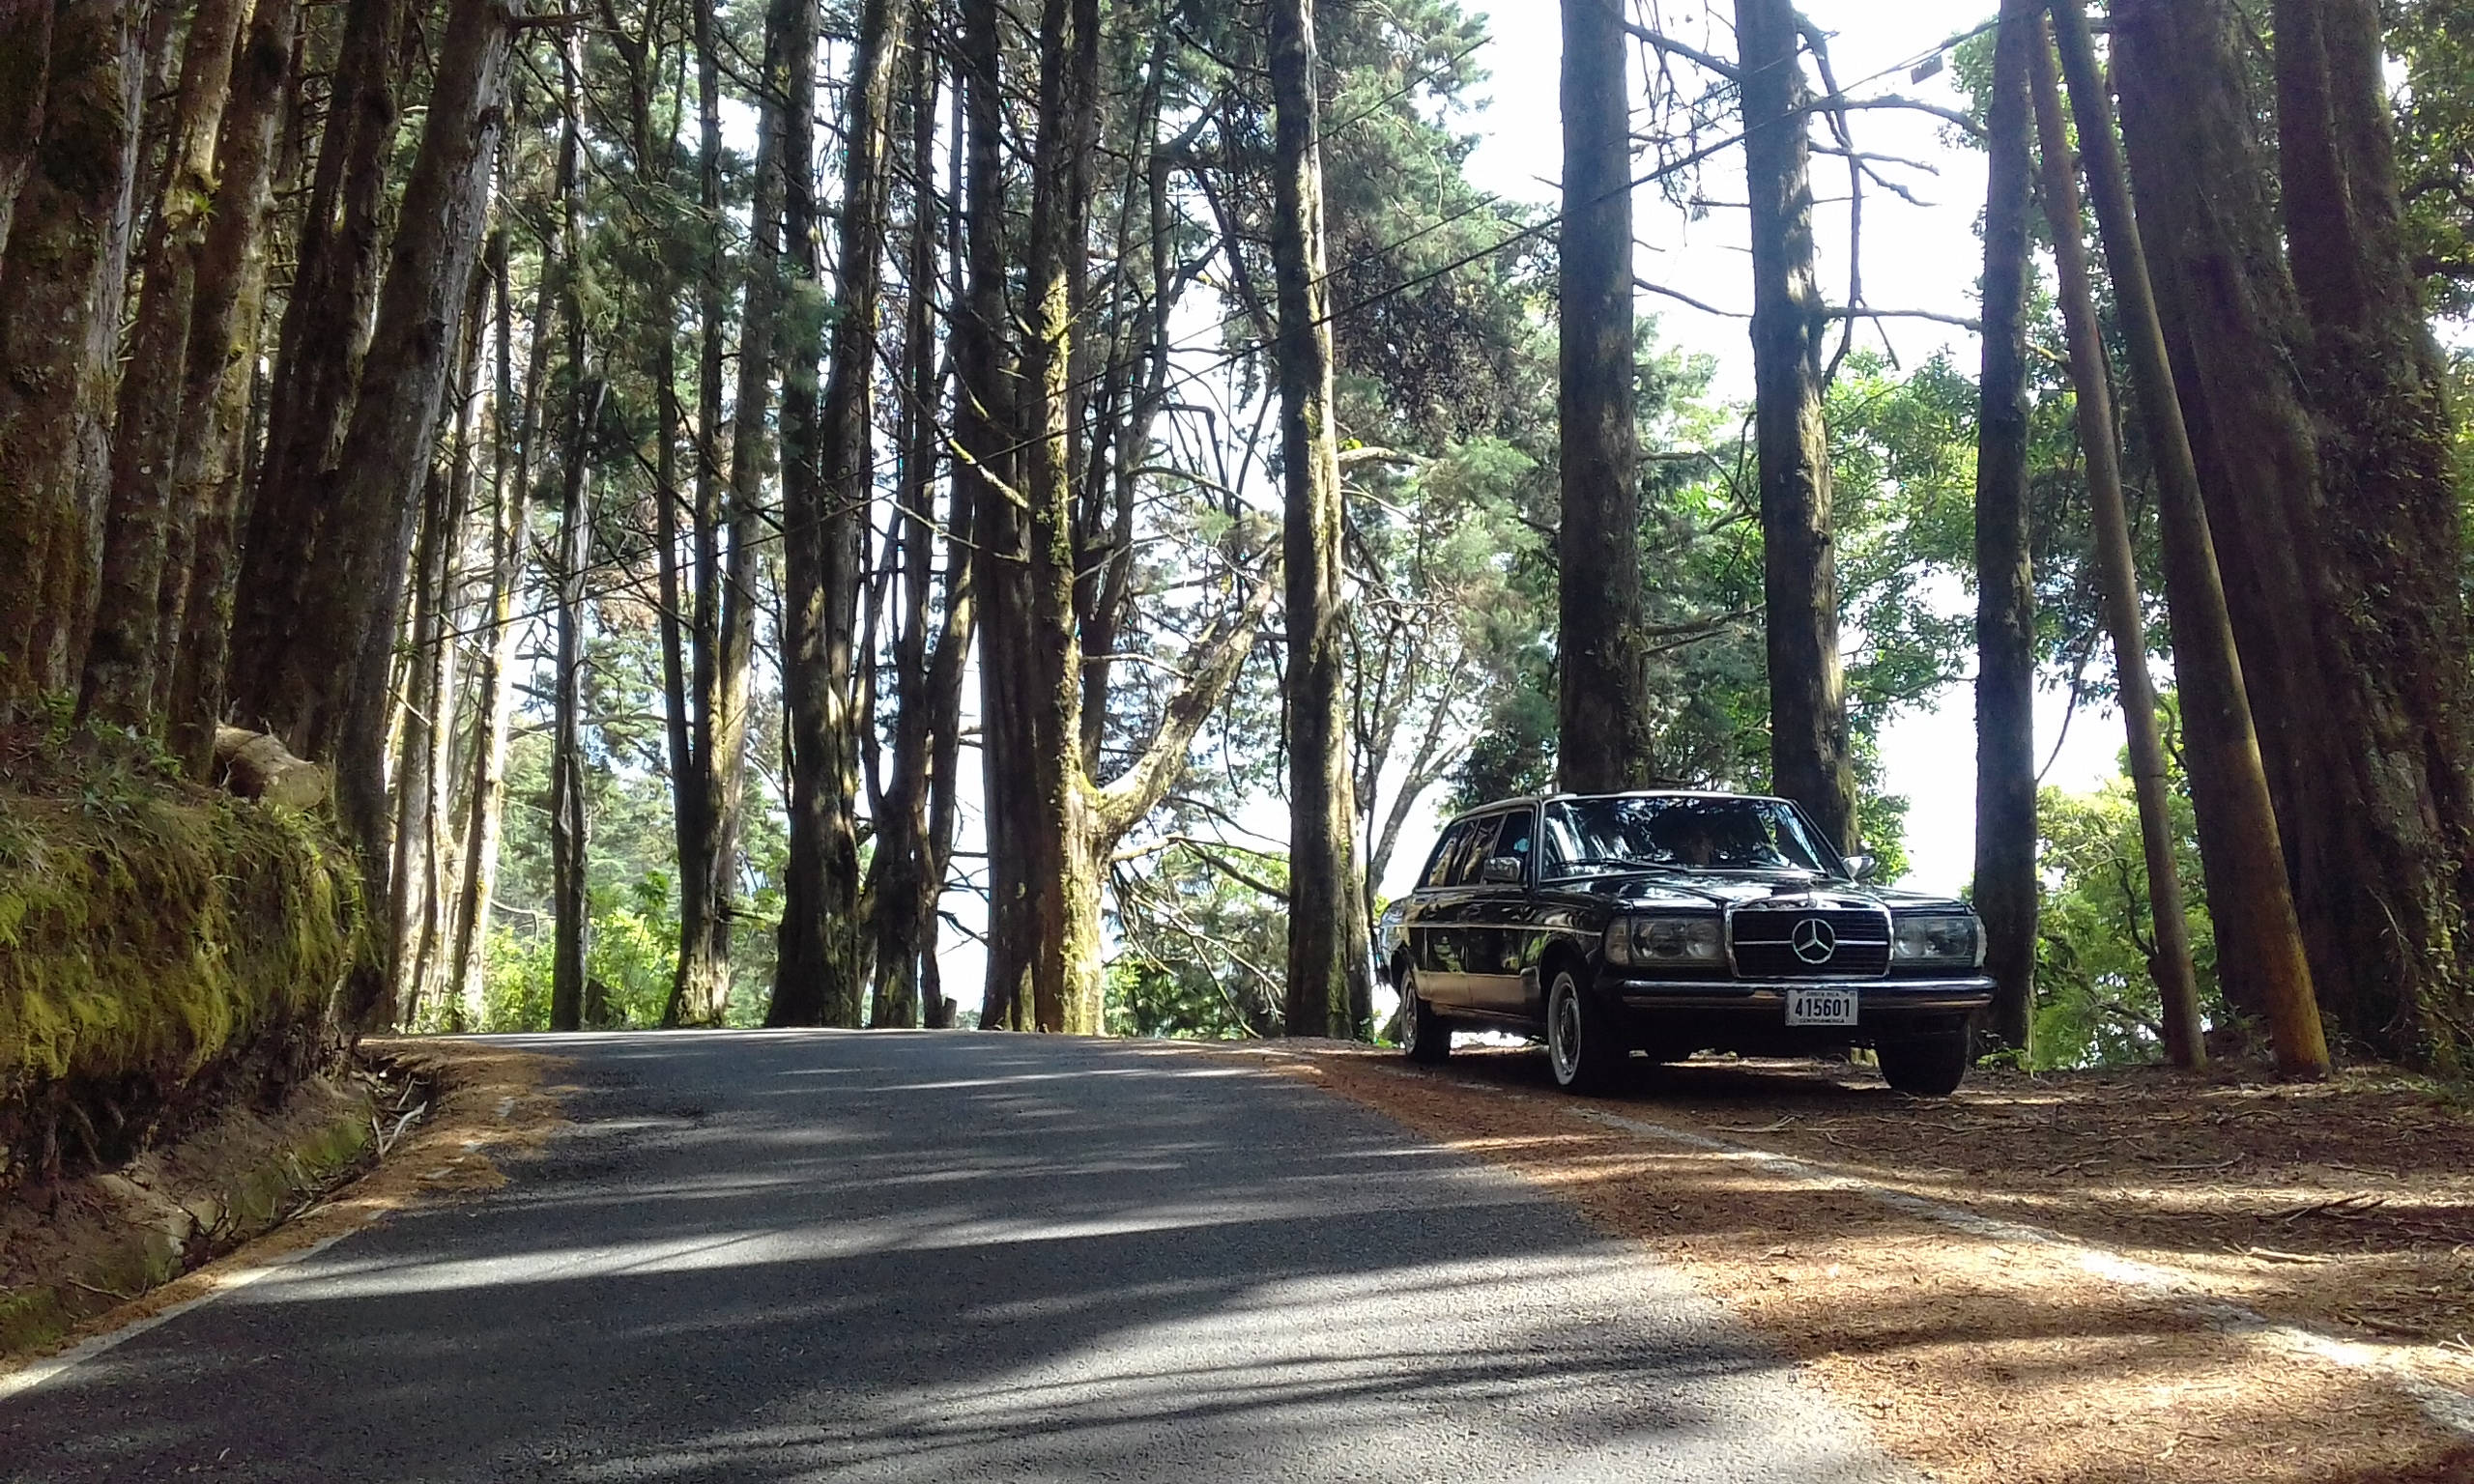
3,1032,1914,1482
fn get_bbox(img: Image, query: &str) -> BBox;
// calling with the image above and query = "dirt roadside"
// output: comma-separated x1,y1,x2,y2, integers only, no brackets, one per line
0,1039,566,1384
1233,1042,2474,1484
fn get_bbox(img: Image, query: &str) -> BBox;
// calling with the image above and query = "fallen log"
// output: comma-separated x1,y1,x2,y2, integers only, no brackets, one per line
214,726,327,810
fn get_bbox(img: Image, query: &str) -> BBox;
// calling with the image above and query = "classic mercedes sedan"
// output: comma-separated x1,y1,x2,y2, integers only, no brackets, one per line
1389,791,1996,1096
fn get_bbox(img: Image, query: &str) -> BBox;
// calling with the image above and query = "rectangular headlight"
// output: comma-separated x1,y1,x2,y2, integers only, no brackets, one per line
1892,913,1981,966
1605,914,1723,967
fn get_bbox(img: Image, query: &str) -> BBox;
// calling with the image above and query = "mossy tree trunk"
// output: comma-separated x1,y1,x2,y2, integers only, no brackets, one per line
78,0,246,730
0,0,141,720
1270,0,1371,1040
160,0,299,779
2275,0,2474,1067
226,0,407,756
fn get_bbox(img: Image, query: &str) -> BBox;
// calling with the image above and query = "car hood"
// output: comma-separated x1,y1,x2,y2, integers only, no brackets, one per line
1553,870,1969,914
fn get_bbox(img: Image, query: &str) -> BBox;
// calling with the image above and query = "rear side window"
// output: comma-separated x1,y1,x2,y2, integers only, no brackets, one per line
1421,820,1475,889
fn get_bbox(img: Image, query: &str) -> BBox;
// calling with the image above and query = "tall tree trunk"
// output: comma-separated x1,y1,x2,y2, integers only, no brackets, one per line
959,0,1033,1030
0,0,53,259
1735,0,1856,849
1972,0,2039,1057
162,0,298,778
389,273,486,1028
0,0,140,718
80,0,248,728
2050,0,2329,1077
321,0,512,1029
1556,0,1647,793
226,0,408,753
1016,0,1103,1033
1270,0,1371,1040
2275,0,2474,1068
547,375,601,1034
663,0,735,1028
774,0,896,1029
870,27,943,1031
2029,21,2204,1068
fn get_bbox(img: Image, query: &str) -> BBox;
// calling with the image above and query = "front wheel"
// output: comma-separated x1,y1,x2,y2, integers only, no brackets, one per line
1400,976,1452,1064
1546,969,1625,1095
1877,1024,1975,1097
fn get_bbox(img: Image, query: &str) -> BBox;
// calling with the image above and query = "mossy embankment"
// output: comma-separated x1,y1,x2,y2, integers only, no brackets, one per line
0,725,366,1187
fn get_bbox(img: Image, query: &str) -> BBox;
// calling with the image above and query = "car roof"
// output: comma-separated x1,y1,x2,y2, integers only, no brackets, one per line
1441,789,1792,827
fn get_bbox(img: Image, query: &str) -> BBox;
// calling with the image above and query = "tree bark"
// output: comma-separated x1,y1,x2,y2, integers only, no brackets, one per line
80,0,248,728
0,0,140,718
2274,0,2474,1067
161,0,299,777
323,0,513,1029
1016,0,1103,1033
226,0,409,754
958,0,1034,1031
1556,0,1648,794
2050,0,2329,1077
1972,0,2039,1057
548,375,603,1035
1735,0,1856,849
0,0,53,260
2028,20,2204,1068
870,26,945,1031
773,0,897,1030
1270,0,1371,1040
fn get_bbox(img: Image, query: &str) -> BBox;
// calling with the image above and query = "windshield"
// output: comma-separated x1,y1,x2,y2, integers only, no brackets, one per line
1540,795,1841,877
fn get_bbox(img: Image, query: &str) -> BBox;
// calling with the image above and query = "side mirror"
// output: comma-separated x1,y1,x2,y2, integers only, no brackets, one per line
1480,855,1524,885
1842,852,1879,881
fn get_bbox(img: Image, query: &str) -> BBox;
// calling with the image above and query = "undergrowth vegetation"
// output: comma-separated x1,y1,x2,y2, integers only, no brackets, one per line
0,722,363,1184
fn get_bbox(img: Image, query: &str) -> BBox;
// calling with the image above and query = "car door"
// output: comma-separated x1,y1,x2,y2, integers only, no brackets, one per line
1405,817,1481,1009
1465,805,1538,1014
1418,813,1499,1011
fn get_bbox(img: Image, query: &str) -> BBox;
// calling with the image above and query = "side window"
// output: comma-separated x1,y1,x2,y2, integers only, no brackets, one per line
1421,820,1474,889
1491,809,1535,882
1448,815,1504,887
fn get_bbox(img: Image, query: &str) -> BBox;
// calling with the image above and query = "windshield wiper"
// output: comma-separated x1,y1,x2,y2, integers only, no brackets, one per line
1555,855,1669,872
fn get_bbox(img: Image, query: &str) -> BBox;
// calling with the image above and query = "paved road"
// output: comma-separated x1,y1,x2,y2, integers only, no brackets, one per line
3,1032,1912,1482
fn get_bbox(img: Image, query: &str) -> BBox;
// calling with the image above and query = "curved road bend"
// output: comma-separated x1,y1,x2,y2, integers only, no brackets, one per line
2,1031,1913,1482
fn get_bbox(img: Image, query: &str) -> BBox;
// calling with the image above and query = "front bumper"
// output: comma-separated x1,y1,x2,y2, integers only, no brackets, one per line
1605,974,1996,1016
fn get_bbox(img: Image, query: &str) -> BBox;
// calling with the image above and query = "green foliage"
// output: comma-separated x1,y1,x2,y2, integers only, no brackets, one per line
1107,845,1288,1039
2029,700,2229,1069
2392,0,2474,316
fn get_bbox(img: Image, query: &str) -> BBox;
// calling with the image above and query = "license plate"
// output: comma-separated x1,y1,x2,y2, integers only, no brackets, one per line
1786,988,1859,1026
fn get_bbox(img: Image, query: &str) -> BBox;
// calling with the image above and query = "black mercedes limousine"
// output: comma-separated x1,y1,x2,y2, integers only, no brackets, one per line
1381,790,1996,1096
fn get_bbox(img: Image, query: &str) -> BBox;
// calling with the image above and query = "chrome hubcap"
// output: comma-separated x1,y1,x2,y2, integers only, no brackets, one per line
1550,983,1581,1082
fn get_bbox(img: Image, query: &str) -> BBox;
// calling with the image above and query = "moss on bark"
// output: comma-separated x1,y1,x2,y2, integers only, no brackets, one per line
0,731,363,1184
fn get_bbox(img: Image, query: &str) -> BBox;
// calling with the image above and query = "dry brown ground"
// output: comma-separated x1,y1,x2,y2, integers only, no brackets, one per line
0,1039,567,1382
1225,1042,2474,1484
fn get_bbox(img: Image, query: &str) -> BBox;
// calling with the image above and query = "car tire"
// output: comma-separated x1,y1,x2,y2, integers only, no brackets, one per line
1877,1024,1974,1098
1546,968,1623,1095
1400,978,1452,1065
